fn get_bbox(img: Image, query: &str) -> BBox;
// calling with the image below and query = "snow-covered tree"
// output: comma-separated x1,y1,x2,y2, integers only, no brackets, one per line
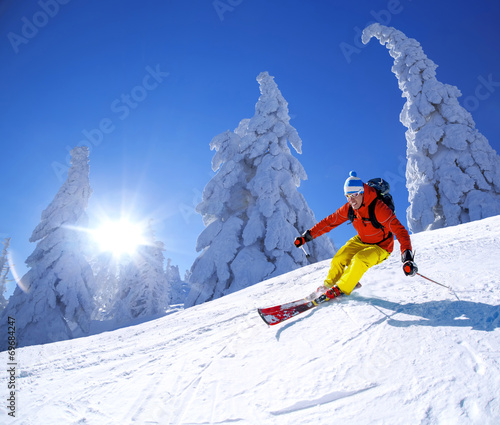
109,257,140,322
186,72,335,306
0,238,11,311
185,130,251,306
110,224,170,323
0,147,95,349
90,252,120,320
238,72,334,275
166,259,188,305
362,24,500,232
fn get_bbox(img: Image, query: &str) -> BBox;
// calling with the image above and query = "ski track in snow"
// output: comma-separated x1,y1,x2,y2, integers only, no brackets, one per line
3,216,500,424
269,385,378,416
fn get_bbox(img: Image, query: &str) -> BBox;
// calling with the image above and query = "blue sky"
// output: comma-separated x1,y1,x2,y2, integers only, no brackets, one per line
1,0,499,287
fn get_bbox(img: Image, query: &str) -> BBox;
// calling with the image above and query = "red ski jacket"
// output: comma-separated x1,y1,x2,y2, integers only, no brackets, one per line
309,184,412,254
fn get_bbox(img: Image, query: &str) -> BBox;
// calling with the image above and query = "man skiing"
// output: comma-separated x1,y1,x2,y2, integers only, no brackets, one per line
294,171,417,299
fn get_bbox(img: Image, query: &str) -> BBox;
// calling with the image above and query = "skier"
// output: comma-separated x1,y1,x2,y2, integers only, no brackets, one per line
294,171,417,299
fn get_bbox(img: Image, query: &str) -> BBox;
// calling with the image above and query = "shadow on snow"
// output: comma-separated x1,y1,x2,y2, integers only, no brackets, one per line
356,296,500,332
274,294,500,338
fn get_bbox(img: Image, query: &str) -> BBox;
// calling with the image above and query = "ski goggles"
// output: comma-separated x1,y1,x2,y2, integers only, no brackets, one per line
345,190,363,200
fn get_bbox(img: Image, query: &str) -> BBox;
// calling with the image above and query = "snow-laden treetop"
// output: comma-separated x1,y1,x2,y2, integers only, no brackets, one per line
241,71,303,156
30,146,92,243
362,24,500,232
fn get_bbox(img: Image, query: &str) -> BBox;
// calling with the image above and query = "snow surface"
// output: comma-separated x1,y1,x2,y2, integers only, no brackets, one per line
3,215,500,424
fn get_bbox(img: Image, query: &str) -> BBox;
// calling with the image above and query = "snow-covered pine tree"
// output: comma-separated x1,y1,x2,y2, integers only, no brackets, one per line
110,224,170,323
186,130,251,306
90,252,119,320
237,72,334,276
362,24,500,232
166,258,188,305
186,72,335,307
0,147,95,349
0,238,11,311
109,257,140,323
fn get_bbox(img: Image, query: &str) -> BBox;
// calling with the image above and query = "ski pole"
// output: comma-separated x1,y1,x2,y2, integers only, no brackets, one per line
296,231,311,261
416,272,449,289
416,272,461,301
300,245,311,260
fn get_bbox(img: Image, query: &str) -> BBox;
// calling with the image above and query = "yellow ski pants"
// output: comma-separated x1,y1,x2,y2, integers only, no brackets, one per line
324,236,390,295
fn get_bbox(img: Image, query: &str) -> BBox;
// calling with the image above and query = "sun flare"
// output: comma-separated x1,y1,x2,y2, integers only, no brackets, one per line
92,219,146,257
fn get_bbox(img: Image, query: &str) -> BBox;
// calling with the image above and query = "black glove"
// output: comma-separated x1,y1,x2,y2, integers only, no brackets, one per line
401,249,418,277
294,230,313,248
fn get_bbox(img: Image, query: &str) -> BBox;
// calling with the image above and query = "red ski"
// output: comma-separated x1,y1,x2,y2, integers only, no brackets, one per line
257,283,361,326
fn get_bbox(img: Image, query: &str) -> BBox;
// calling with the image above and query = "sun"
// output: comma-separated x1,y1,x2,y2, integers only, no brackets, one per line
92,219,146,257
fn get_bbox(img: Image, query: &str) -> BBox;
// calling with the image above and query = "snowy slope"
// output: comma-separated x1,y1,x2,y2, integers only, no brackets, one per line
4,215,500,425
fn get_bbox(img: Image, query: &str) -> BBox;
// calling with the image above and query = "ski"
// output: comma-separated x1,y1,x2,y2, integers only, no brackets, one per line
257,283,361,326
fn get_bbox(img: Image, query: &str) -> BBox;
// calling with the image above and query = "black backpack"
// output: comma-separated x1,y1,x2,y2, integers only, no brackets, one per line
347,178,395,230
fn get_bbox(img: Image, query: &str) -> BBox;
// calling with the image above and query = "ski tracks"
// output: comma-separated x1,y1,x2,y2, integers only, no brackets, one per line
166,344,234,425
134,313,266,425
270,385,378,416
